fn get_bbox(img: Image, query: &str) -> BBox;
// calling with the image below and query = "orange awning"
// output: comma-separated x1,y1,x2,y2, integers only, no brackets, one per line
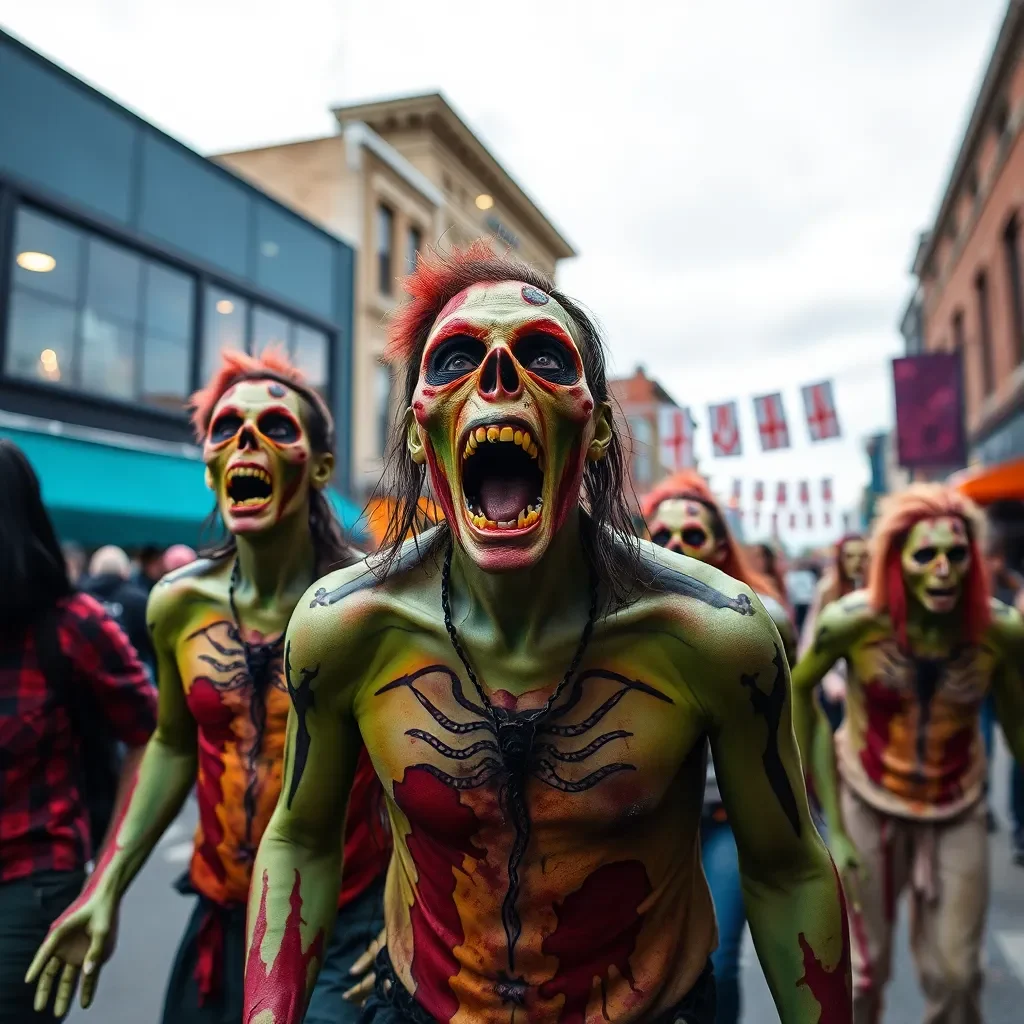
362,496,444,547
950,457,1024,505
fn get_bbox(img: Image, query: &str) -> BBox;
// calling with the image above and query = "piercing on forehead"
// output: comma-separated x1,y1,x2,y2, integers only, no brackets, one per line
267,382,286,398
521,285,549,306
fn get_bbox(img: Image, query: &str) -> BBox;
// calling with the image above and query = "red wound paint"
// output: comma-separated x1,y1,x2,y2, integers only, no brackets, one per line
276,467,305,523
425,444,461,541
858,680,902,787
553,440,585,534
243,870,325,1023
796,860,852,1023
436,289,470,323
934,724,974,805
187,677,233,883
48,772,139,932
392,766,485,1023
539,861,651,1023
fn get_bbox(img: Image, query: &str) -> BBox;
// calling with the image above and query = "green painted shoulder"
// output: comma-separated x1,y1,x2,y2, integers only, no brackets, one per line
987,598,1024,653
812,587,878,654
146,555,229,640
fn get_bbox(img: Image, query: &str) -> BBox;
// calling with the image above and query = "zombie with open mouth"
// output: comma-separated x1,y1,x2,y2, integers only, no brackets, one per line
792,484,1024,1024
241,242,849,1024
640,471,796,1024
28,350,391,1024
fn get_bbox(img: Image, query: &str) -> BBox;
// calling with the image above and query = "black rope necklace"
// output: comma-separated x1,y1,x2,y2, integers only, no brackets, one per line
228,557,287,687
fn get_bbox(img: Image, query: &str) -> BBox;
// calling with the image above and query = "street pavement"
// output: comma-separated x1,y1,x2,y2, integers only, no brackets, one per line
68,735,1024,1023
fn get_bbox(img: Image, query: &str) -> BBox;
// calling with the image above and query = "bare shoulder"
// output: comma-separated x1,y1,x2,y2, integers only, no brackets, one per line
147,556,229,640
631,540,780,672
813,587,878,646
986,598,1024,654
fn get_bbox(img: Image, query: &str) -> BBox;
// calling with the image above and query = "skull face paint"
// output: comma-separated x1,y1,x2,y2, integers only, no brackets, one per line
901,516,971,615
840,539,869,586
648,498,724,564
409,280,607,572
203,379,329,536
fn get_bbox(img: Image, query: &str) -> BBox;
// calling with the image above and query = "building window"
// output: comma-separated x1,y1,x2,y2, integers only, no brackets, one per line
1004,214,1024,364
252,305,291,356
376,204,394,295
376,362,392,456
5,205,195,408
975,270,995,396
407,225,422,270
627,415,653,487
292,324,329,399
202,286,249,383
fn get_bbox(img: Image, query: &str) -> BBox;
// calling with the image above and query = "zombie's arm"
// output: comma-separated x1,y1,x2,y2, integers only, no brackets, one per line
242,590,361,1024
27,581,200,1014
707,599,851,1023
765,597,797,666
991,607,1024,764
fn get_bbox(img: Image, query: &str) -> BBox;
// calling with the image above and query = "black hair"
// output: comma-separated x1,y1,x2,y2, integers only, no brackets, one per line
374,248,645,609
0,439,72,620
197,371,358,575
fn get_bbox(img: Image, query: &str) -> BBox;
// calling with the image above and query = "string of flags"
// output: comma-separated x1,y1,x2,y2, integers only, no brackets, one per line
657,380,841,466
719,477,852,534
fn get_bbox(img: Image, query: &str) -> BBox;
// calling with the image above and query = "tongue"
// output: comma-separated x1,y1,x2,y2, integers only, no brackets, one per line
479,476,533,522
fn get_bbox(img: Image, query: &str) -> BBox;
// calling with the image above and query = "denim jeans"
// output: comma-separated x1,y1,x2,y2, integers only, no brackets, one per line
701,816,744,1024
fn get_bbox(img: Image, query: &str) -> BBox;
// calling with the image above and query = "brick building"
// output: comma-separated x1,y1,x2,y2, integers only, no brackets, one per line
608,365,693,509
910,0,1024,471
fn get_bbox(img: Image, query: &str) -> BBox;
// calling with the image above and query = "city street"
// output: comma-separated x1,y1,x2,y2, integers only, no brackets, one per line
67,733,1024,1024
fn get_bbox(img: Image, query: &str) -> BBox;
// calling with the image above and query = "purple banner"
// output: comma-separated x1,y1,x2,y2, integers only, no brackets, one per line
892,354,966,469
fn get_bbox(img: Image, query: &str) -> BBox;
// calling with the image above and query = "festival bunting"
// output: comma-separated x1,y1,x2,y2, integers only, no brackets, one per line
802,381,841,441
776,482,787,506
753,481,764,504
709,402,742,457
824,510,832,528
731,479,742,504
753,393,790,451
788,512,797,529
658,406,695,472
822,478,833,504
798,481,810,506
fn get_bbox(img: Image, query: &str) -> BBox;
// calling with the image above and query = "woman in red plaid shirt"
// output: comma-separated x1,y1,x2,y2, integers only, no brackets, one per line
0,439,158,1023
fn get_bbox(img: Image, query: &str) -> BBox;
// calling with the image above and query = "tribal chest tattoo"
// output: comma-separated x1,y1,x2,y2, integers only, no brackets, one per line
180,611,290,904
839,635,995,817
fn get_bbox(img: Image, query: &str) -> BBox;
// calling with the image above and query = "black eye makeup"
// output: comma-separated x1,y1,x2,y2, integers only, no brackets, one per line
682,527,709,548
513,332,580,385
426,335,486,386
210,412,243,445
257,410,300,444
912,547,937,565
651,529,672,547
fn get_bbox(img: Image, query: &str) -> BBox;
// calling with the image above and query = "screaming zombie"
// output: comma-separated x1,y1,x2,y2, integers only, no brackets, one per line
27,350,389,1023
243,242,851,1024
792,484,1024,1024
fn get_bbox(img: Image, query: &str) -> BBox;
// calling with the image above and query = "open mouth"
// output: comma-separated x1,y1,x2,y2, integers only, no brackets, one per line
461,422,544,532
226,464,273,510
925,585,957,600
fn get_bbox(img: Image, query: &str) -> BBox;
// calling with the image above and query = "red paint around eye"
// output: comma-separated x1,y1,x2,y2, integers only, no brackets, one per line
243,870,325,1023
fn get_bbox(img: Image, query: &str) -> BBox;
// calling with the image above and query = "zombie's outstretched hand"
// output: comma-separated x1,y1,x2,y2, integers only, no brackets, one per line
26,579,201,1015
242,575,362,1024
706,589,851,1022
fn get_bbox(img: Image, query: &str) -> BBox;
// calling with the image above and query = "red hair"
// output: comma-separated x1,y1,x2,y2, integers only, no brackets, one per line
835,533,866,593
640,471,782,602
866,484,990,650
189,347,316,444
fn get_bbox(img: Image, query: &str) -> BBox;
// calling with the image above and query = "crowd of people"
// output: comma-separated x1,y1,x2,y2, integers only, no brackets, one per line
1,242,1022,1024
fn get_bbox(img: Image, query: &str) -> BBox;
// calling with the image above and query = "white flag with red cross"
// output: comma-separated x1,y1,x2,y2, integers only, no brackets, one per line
708,402,742,457
753,393,790,451
657,406,695,471
802,381,841,441
753,480,764,504
822,477,834,504
776,482,787,506
798,480,810,506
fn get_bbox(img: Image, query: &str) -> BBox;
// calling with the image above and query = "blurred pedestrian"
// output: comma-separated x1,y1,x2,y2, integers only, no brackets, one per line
983,531,1024,854
133,544,164,593
0,439,157,1024
60,542,86,586
162,544,197,573
749,541,795,624
81,546,155,676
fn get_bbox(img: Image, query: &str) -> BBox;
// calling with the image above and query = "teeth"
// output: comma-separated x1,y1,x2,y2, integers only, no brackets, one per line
461,425,542,462
228,466,271,485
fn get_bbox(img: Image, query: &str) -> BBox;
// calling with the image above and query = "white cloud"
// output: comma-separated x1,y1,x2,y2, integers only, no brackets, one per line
0,0,1009,544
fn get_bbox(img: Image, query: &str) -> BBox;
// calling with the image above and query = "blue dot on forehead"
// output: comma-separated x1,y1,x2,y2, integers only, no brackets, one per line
521,285,549,306
267,383,286,398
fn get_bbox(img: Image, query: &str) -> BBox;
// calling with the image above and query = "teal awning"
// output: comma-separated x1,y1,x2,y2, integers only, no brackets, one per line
1,425,364,549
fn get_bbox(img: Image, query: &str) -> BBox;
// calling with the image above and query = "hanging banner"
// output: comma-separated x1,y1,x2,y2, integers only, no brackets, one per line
891,353,966,469
822,477,833,504
658,406,695,471
753,480,764,504
802,380,841,441
771,511,779,535
806,511,813,528
788,511,797,529
776,482,787,506
709,402,742,457
824,509,832,528
798,480,810,506
753,393,791,451
731,479,742,504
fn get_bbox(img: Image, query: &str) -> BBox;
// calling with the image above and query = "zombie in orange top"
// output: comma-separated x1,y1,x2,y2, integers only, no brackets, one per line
28,350,391,1024
792,484,1024,1024
242,243,850,1024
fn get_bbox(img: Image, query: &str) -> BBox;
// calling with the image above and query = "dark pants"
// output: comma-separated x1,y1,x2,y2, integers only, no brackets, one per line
161,874,386,1024
360,947,716,1024
0,869,85,1024
700,817,743,1024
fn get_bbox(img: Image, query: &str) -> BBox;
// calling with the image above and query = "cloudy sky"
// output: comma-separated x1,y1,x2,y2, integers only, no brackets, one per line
0,0,1009,538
